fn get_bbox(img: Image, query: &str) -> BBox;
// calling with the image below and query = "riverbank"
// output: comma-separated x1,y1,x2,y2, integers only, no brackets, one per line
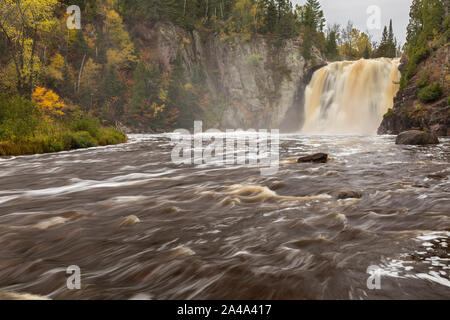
0,127,127,157
0,95,127,157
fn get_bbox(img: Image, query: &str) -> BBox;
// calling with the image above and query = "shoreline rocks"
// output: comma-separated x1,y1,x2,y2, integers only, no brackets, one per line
395,130,440,145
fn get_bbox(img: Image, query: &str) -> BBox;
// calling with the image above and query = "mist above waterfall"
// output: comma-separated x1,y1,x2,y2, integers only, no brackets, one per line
302,58,401,135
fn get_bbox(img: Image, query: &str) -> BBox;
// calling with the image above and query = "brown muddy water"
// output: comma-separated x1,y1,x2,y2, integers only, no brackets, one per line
0,134,449,300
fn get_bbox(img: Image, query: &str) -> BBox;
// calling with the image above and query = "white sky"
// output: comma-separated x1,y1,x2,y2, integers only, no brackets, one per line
292,0,413,46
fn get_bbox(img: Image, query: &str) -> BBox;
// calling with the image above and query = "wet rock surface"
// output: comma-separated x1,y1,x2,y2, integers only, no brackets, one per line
297,153,328,163
337,191,362,200
378,46,450,137
395,130,440,145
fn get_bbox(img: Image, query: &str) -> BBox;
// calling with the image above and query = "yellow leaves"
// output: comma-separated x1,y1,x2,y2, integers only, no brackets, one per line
81,58,101,87
0,61,19,93
50,54,64,70
182,37,191,45
0,0,57,92
1,0,58,31
32,87,67,121
234,0,252,11
47,53,64,80
106,9,122,26
151,102,165,118
220,0,260,42
106,43,136,67
0,0,59,47
104,9,137,67
84,24,98,50
158,88,168,102
339,28,372,59
354,31,371,56
106,49,123,66
240,32,252,42
184,83,194,91
135,100,165,121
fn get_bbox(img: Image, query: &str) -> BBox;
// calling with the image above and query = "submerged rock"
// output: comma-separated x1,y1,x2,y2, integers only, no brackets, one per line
170,246,196,257
120,215,141,227
0,291,50,300
297,153,328,163
338,191,362,200
395,130,439,145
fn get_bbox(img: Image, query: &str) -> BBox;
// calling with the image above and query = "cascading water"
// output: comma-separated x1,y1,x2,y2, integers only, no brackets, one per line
302,58,401,135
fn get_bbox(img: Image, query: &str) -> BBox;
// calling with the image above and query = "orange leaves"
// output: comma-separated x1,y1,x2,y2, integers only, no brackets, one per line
199,92,211,107
32,87,67,121
165,108,179,128
131,98,166,123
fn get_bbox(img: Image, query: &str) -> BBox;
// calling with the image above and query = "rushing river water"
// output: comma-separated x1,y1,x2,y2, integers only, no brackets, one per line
0,134,449,300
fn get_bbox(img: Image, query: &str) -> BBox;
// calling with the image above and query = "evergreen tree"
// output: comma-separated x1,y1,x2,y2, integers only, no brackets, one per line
275,0,297,39
103,66,124,99
375,25,389,57
325,31,340,61
130,62,156,114
421,0,444,40
374,20,398,58
300,0,326,59
363,44,370,59
305,0,325,32
406,0,424,51
387,19,397,58
265,0,278,33
61,61,74,98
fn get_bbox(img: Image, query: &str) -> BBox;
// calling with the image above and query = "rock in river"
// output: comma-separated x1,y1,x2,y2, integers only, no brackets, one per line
338,191,362,200
395,130,439,145
120,215,141,227
297,153,328,163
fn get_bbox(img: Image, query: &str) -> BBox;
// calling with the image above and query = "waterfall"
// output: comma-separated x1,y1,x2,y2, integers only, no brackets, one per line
302,58,400,135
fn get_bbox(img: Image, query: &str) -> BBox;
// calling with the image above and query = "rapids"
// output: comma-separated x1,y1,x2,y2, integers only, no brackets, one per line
0,134,449,299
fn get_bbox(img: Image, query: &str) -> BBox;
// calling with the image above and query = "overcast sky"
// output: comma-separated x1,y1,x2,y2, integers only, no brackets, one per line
292,0,413,45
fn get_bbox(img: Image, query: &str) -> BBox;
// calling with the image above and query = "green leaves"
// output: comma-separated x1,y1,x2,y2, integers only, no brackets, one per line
418,82,443,103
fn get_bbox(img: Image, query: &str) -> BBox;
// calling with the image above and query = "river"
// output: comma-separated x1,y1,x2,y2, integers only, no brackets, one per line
0,134,449,299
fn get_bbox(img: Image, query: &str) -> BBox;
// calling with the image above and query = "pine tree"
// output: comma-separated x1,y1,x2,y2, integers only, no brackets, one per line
275,0,297,39
363,44,370,59
61,61,73,98
375,26,389,57
375,20,397,58
325,31,340,61
266,0,278,33
387,19,396,58
406,0,424,51
421,0,444,40
304,0,325,32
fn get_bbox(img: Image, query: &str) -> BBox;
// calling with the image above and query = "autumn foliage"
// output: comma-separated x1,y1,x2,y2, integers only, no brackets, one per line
32,87,67,120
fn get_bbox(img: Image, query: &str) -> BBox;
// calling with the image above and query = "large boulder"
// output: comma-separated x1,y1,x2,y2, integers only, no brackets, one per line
297,153,328,163
395,130,439,145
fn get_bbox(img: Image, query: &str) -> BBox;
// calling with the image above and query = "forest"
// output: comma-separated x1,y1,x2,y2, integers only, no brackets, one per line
0,0,447,155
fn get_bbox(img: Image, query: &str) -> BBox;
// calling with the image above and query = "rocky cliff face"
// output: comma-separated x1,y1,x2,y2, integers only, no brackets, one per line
137,22,326,131
378,43,450,136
